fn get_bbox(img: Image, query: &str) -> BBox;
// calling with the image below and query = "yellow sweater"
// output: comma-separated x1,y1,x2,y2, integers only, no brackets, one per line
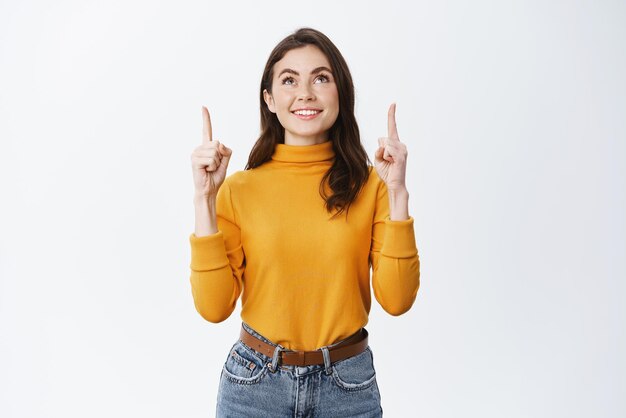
189,139,420,350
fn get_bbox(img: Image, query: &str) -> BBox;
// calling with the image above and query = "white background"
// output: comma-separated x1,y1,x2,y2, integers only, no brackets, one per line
1,0,624,417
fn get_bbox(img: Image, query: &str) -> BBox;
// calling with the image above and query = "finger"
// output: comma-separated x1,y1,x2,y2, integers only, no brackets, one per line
384,142,402,162
219,142,233,156
192,155,220,166
195,156,220,171
374,146,384,163
379,139,407,161
196,140,221,152
387,102,399,140
378,137,390,160
194,150,223,162
202,106,213,144
195,140,221,152
218,143,232,172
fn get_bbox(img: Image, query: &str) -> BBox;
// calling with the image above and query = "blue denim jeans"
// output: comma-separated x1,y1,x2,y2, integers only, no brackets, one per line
216,322,383,417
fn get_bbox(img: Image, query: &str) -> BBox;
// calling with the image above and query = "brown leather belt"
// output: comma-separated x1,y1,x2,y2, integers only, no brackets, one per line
239,324,369,367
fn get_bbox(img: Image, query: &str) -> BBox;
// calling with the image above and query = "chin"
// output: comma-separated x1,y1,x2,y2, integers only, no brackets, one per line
290,129,327,138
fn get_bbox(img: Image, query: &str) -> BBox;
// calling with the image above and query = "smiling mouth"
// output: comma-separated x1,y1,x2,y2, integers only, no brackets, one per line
292,109,323,119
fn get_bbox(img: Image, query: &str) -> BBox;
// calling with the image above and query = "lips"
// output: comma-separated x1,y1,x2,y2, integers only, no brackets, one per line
291,108,322,113
291,108,323,120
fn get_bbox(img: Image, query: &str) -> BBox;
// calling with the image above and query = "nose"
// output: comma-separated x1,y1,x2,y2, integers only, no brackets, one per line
297,83,315,102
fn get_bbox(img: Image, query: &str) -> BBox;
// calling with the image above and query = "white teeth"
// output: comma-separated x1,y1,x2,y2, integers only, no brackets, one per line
293,109,321,116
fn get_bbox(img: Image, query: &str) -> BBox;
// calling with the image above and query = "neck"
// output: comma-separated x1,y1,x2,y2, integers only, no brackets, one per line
271,139,335,163
284,130,329,146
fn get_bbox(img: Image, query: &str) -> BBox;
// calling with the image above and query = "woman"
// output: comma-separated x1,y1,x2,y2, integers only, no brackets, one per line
189,27,420,417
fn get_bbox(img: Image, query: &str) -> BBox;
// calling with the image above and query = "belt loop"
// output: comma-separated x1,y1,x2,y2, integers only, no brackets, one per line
268,343,284,373
320,346,332,375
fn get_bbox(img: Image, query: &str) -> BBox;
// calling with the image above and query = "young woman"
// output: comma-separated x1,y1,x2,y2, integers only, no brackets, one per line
189,27,420,417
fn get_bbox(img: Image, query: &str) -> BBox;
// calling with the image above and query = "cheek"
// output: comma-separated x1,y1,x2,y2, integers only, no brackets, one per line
273,97,293,122
275,97,292,114
327,93,340,115
326,89,339,109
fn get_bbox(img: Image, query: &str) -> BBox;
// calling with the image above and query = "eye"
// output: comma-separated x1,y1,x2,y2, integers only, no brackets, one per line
315,73,331,83
281,76,295,85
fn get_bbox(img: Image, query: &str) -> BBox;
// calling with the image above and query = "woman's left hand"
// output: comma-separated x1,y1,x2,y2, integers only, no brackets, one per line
374,103,408,191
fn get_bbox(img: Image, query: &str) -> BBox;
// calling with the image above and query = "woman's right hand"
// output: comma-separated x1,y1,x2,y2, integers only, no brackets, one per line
191,106,233,198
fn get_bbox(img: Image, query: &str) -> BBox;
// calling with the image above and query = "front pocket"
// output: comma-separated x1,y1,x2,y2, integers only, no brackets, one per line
229,349,258,376
221,341,269,385
330,346,378,391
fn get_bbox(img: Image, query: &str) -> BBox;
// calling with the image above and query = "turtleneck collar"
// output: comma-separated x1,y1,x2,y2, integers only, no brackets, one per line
271,140,335,163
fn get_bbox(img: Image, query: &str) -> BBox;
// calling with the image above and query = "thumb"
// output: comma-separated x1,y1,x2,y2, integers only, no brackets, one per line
219,142,232,156
219,143,232,165
374,145,384,162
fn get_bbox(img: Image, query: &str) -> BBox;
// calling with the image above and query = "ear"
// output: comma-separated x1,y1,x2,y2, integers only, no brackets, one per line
263,89,276,113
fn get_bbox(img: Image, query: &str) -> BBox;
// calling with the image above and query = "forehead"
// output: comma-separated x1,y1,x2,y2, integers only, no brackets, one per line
274,45,331,74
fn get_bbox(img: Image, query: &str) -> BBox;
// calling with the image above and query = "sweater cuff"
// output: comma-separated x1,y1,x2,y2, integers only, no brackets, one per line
381,216,418,258
189,231,230,271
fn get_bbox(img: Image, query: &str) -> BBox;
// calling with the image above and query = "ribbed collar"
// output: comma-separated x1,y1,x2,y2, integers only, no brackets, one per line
271,140,335,163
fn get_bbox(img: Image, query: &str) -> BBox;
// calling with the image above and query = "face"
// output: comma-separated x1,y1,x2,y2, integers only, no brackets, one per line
263,44,340,145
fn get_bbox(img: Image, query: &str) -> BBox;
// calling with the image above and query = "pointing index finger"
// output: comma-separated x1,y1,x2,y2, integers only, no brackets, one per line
387,102,399,140
202,106,213,143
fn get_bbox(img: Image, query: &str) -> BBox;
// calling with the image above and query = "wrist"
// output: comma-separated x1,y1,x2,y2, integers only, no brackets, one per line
388,187,409,198
194,192,216,202
388,187,410,221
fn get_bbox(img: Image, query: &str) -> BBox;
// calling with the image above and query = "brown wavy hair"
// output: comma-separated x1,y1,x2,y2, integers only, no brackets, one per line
244,27,372,220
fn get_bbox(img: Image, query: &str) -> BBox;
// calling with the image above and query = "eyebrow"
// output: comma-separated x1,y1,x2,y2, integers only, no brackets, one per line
278,66,333,77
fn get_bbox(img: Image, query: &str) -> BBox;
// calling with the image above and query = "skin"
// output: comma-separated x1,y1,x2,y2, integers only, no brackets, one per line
375,103,409,193
191,46,411,238
263,44,340,146
375,102,410,220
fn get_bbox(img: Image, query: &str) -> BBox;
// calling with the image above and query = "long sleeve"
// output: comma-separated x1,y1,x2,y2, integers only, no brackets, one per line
186,139,421,349
189,180,245,323
370,179,420,316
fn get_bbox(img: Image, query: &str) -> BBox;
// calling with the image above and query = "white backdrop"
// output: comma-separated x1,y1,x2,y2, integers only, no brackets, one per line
1,1,624,417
